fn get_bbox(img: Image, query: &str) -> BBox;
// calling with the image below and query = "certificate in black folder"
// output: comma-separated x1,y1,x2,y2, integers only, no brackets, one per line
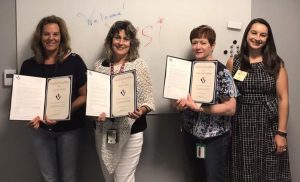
86,70,137,118
163,55,217,104
9,75,72,120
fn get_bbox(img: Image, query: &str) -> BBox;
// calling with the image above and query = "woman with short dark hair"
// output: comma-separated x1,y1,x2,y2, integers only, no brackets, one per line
176,25,237,182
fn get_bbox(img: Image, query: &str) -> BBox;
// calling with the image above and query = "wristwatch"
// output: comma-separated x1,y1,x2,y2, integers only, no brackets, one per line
276,130,287,138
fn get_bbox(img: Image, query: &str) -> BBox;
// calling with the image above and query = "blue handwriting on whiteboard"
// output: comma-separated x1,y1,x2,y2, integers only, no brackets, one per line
77,10,122,26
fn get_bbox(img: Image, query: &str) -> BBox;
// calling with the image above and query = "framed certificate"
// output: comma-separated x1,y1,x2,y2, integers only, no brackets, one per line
163,55,217,104
86,70,137,118
9,75,72,121
190,61,217,103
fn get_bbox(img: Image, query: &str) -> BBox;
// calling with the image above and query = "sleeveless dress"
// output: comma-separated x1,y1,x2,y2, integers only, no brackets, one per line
230,58,292,182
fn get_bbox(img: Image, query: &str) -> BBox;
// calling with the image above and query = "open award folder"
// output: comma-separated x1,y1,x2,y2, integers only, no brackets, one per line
86,70,137,118
9,75,72,121
163,55,217,104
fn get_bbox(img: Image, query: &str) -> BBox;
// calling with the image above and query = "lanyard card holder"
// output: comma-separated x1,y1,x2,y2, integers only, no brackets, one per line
196,143,206,159
107,129,118,144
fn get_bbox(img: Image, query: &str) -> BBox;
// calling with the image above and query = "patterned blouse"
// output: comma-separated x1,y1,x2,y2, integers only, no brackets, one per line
181,60,237,139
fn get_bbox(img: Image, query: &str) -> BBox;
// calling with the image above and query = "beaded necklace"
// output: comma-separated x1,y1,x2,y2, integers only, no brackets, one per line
110,62,125,74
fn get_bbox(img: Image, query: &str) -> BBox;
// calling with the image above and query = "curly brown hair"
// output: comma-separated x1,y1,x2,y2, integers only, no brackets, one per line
104,20,140,62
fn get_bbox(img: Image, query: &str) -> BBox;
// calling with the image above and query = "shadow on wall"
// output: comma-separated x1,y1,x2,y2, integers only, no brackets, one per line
137,113,193,182
78,121,104,181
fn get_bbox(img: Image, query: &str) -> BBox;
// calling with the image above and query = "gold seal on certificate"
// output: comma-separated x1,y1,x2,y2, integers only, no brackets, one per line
9,75,72,121
163,55,217,104
86,70,137,118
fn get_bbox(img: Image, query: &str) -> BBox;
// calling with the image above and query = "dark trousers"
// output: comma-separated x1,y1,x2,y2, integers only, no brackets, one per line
183,131,230,182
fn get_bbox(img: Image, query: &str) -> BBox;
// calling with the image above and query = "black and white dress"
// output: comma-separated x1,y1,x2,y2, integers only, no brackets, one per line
230,57,292,182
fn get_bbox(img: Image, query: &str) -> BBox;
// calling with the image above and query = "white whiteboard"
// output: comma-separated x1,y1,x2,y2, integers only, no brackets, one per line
16,0,251,113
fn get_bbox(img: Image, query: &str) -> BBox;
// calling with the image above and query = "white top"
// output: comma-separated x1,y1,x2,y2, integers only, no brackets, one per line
94,57,155,173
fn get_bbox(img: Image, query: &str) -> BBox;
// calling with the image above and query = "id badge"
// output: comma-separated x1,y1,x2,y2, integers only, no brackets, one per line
107,129,118,144
196,143,206,159
233,70,248,81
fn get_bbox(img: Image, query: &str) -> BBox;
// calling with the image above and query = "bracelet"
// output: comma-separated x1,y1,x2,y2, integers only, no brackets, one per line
276,130,287,138
141,105,150,114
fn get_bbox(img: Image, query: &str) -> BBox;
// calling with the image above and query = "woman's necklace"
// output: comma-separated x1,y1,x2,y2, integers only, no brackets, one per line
110,62,125,74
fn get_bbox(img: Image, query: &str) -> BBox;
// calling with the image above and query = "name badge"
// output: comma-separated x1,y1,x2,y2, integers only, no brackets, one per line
196,143,206,159
233,70,248,81
107,129,118,144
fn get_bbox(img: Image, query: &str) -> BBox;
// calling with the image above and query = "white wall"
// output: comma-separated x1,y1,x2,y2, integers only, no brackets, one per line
0,0,299,181
0,1,42,181
16,0,251,114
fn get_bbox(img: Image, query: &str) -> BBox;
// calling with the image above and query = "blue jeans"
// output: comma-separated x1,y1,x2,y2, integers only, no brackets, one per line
30,128,83,182
183,131,230,182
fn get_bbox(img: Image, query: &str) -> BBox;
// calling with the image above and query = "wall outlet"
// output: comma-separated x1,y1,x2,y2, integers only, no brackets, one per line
4,69,16,86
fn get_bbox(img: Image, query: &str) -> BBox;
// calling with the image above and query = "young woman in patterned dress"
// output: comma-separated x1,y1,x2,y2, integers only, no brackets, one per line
227,18,292,181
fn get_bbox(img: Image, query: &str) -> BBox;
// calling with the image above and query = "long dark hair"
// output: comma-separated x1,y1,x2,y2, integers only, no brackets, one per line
239,18,283,77
31,15,71,63
104,20,140,62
